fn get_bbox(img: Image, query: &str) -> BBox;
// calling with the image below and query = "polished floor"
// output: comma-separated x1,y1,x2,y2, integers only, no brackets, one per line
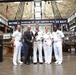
0,52,76,75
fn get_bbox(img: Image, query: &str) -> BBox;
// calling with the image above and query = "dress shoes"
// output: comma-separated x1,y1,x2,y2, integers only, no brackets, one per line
13,62,17,66
39,62,43,64
33,63,37,64
18,61,23,64
55,61,58,64
24,62,30,65
58,62,62,65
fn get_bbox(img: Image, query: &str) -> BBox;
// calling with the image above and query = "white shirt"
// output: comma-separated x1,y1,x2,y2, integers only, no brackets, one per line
33,30,43,41
52,30,64,42
12,30,22,41
43,32,52,45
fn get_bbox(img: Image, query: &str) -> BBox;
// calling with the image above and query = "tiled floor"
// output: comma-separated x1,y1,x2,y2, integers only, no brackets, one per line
0,52,76,75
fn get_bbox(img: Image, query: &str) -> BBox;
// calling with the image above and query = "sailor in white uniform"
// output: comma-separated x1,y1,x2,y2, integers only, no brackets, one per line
43,26,52,64
12,25,23,66
52,25,64,65
33,25,43,64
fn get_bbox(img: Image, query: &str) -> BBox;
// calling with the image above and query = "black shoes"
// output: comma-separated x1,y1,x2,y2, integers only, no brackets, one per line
24,62,30,65
33,62,43,64
39,62,43,64
33,63,37,64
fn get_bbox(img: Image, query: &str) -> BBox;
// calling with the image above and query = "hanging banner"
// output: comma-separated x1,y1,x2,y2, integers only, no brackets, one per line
8,19,68,26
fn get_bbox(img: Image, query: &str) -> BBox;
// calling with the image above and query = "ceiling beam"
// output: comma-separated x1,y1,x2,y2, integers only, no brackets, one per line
0,0,33,2
0,0,57,2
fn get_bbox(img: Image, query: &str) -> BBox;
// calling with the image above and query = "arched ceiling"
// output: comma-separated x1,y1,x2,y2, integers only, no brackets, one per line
0,0,76,20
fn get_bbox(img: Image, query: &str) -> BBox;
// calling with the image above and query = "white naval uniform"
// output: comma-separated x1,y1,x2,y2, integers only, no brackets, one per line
52,30,64,63
12,30,22,63
43,32,52,64
33,30,43,63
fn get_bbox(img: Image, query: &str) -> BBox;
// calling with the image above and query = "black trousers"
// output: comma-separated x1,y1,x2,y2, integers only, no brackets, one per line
24,43,32,63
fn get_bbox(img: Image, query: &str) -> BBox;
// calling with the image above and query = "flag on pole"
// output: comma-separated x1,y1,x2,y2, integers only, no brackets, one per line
6,5,10,19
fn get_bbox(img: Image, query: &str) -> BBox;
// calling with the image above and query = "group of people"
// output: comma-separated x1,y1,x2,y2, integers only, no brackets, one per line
12,24,64,66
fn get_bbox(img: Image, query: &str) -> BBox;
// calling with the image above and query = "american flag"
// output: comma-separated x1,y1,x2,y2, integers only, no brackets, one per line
6,5,10,19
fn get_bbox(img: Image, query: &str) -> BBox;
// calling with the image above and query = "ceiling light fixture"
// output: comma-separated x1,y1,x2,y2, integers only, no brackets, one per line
56,0,63,3
14,2,20,4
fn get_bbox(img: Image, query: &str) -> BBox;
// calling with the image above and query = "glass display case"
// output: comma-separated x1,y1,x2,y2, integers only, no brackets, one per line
64,31,76,42
3,33,13,53
63,31,76,53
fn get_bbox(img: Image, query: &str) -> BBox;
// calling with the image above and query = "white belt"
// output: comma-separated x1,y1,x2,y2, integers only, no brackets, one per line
15,40,21,42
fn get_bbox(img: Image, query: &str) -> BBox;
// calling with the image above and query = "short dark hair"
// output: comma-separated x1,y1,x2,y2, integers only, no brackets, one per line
53,23,59,27
36,24,39,27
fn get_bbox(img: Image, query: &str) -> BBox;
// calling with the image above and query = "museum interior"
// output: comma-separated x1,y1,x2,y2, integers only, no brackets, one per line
0,0,76,75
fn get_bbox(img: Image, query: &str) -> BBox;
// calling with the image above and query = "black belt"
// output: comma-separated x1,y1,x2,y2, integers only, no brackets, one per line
34,40,41,42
